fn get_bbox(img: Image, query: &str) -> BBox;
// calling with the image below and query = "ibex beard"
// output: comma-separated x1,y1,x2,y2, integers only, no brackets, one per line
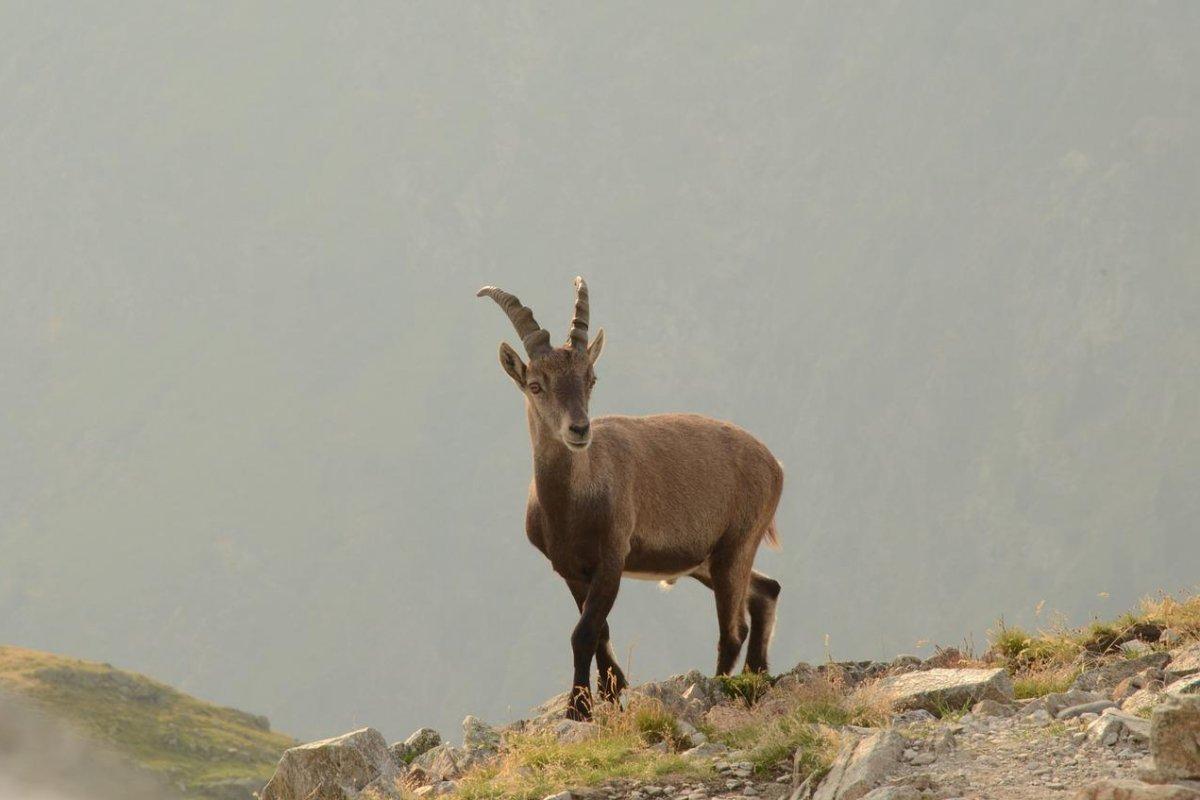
478,277,784,721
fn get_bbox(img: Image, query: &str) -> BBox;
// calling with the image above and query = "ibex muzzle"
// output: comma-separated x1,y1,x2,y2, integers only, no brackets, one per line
477,277,783,721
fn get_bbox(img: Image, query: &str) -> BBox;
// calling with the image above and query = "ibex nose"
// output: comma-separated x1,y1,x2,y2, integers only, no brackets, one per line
568,422,591,437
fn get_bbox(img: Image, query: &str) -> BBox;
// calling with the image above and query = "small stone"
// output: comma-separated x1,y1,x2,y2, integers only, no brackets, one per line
972,699,1015,717
682,742,729,760
1060,700,1119,719
543,792,574,800
890,709,937,726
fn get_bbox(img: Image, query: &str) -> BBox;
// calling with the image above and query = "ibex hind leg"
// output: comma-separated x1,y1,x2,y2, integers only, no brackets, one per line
745,570,781,674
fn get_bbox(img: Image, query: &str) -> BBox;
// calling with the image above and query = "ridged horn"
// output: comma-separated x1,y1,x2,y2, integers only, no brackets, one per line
568,276,589,351
476,285,552,357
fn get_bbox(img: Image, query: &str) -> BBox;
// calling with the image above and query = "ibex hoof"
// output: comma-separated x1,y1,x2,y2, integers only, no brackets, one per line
566,687,593,721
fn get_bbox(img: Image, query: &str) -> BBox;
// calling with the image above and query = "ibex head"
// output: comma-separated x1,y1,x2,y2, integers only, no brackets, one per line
477,277,605,451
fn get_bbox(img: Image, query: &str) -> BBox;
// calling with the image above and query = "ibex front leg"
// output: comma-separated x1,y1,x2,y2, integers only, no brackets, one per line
566,578,628,705
566,561,622,721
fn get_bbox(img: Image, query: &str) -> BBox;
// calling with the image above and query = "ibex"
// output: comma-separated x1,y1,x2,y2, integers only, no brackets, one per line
477,278,784,720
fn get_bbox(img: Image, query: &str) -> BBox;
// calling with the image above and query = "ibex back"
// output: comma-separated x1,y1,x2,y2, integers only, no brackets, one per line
477,278,783,721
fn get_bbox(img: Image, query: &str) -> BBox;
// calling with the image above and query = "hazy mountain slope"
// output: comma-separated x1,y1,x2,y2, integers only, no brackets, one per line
0,646,295,799
0,2,1197,742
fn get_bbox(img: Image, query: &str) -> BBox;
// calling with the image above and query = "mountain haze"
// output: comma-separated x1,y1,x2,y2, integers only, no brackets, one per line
1,2,1198,742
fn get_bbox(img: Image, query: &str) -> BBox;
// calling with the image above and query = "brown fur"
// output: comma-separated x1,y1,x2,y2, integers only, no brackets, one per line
483,290,784,720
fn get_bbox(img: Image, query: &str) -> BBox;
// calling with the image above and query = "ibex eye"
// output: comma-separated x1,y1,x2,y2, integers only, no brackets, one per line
528,383,542,394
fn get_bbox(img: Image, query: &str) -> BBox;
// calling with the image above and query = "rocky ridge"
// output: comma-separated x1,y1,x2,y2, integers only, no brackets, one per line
261,640,1200,800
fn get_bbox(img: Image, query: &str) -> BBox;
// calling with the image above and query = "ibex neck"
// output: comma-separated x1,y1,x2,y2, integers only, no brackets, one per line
526,405,590,490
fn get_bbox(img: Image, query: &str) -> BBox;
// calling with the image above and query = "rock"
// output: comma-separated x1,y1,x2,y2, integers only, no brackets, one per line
632,671,725,723
1171,644,1200,675
390,728,441,764
1088,708,1152,747
261,728,402,800
551,719,599,743
412,742,487,781
1122,641,1156,657
676,720,707,747
889,709,937,726
888,655,922,672
1166,676,1200,699
923,648,964,669
681,742,729,760
812,729,904,800
462,716,500,752
1073,779,1200,799
818,661,892,688
1023,689,1108,718
1151,695,1200,779
1126,688,1166,715
972,698,1015,717
412,781,456,798
542,792,574,800
859,788,923,800
1061,700,1120,719
873,668,1013,714
1075,654,1173,693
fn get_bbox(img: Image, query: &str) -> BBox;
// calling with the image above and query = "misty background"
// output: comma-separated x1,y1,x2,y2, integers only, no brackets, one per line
2,3,1198,743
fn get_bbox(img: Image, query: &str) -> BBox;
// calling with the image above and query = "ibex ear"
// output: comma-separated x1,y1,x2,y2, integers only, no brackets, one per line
587,328,605,366
498,342,527,388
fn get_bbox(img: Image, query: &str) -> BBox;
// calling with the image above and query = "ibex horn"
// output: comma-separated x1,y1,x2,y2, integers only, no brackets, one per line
476,285,552,358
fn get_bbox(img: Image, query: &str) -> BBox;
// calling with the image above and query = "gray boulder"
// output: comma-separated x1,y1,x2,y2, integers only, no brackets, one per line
462,716,500,752
632,670,725,723
873,668,1013,714
390,728,441,764
812,729,904,800
1087,708,1151,747
261,728,402,800
1151,695,1200,780
412,742,488,782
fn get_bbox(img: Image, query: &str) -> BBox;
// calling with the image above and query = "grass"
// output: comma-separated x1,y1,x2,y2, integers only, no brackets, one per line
452,699,707,800
0,645,294,799
706,676,887,776
989,588,1200,699
716,673,773,706
1012,667,1079,699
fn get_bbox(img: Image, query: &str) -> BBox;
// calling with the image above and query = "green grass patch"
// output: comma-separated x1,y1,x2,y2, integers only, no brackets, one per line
1013,668,1078,699
0,646,294,799
716,673,773,706
453,731,707,800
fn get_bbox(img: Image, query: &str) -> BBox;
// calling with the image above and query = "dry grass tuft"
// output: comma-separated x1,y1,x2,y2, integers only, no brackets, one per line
1140,590,1200,639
